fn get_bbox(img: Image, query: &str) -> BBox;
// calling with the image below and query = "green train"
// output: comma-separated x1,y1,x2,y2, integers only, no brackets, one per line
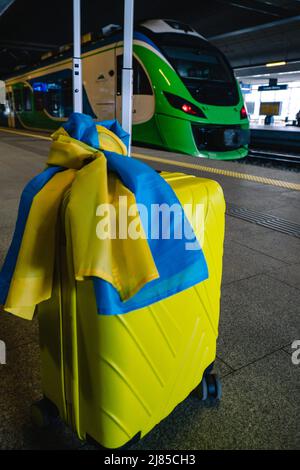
0,19,250,159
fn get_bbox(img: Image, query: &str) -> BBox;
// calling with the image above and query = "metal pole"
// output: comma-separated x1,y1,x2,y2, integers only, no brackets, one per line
73,0,82,113
121,0,134,154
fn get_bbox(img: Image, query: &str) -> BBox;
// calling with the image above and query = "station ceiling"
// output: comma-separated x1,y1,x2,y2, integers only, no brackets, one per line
0,0,300,78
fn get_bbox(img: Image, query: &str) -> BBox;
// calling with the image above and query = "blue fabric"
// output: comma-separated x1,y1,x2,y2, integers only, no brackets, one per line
62,113,208,315
63,112,100,149
94,253,208,315
93,150,208,314
63,113,131,152
0,166,64,305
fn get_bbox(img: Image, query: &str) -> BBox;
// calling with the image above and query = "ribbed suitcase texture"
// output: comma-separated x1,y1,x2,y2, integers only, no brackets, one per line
37,172,225,448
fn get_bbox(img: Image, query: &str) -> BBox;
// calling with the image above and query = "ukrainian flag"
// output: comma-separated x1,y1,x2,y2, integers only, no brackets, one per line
0,113,208,318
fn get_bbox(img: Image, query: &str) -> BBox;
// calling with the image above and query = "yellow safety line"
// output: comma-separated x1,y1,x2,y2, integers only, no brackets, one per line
0,127,51,141
132,152,300,191
1,127,299,191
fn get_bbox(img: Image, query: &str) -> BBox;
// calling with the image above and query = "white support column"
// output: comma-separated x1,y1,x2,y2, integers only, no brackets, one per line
73,0,83,113
121,0,134,154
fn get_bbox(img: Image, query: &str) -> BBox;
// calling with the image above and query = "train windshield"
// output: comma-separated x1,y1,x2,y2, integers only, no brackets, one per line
158,35,239,106
163,46,233,83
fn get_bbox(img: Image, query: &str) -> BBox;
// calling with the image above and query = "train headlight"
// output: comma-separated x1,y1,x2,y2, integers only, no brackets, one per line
163,92,206,118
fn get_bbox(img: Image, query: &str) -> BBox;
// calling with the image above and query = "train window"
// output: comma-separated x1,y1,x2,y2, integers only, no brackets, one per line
32,77,72,117
44,82,62,117
32,82,46,111
7,92,13,112
61,78,73,117
45,89,60,117
134,58,152,95
117,55,152,95
24,87,32,111
34,91,45,111
14,89,23,112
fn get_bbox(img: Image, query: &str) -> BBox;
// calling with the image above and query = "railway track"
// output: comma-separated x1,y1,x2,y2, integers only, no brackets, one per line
247,148,300,167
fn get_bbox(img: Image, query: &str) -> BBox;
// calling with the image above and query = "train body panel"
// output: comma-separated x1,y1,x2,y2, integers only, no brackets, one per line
0,20,249,159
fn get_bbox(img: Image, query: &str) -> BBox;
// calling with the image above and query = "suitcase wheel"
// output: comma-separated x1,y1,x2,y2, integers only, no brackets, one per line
30,397,59,428
195,373,222,402
206,373,222,400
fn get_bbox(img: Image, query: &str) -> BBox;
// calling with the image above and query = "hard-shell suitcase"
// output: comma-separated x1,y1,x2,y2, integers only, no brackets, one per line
34,172,225,449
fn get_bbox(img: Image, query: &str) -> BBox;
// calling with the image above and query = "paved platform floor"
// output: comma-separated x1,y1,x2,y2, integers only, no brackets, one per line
0,130,299,449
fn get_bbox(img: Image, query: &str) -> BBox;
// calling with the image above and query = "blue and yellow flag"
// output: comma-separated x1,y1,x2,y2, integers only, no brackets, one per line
0,113,208,317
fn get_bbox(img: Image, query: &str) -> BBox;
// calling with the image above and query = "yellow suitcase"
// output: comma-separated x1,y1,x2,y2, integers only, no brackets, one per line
34,172,225,449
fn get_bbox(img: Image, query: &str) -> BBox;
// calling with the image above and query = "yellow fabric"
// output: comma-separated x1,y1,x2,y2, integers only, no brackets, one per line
4,169,76,319
68,155,158,301
96,125,127,155
48,127,99,169
4,127,159,319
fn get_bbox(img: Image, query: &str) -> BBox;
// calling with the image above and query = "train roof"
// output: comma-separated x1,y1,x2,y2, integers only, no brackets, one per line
3,19,207,82
140,19,205,40
3,31,122,81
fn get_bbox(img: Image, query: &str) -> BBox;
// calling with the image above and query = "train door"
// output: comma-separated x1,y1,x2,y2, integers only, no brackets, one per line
83,47,116,120
6,86,15,128
116,52,155,125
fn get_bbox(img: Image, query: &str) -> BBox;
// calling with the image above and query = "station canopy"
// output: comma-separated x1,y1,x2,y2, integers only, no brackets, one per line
0,0,300,78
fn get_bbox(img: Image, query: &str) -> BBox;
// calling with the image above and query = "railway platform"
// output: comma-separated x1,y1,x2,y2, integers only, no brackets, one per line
0,128,299,450
250,125,300,155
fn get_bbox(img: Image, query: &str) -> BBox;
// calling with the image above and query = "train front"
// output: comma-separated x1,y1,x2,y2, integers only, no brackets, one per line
136,20,250,159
